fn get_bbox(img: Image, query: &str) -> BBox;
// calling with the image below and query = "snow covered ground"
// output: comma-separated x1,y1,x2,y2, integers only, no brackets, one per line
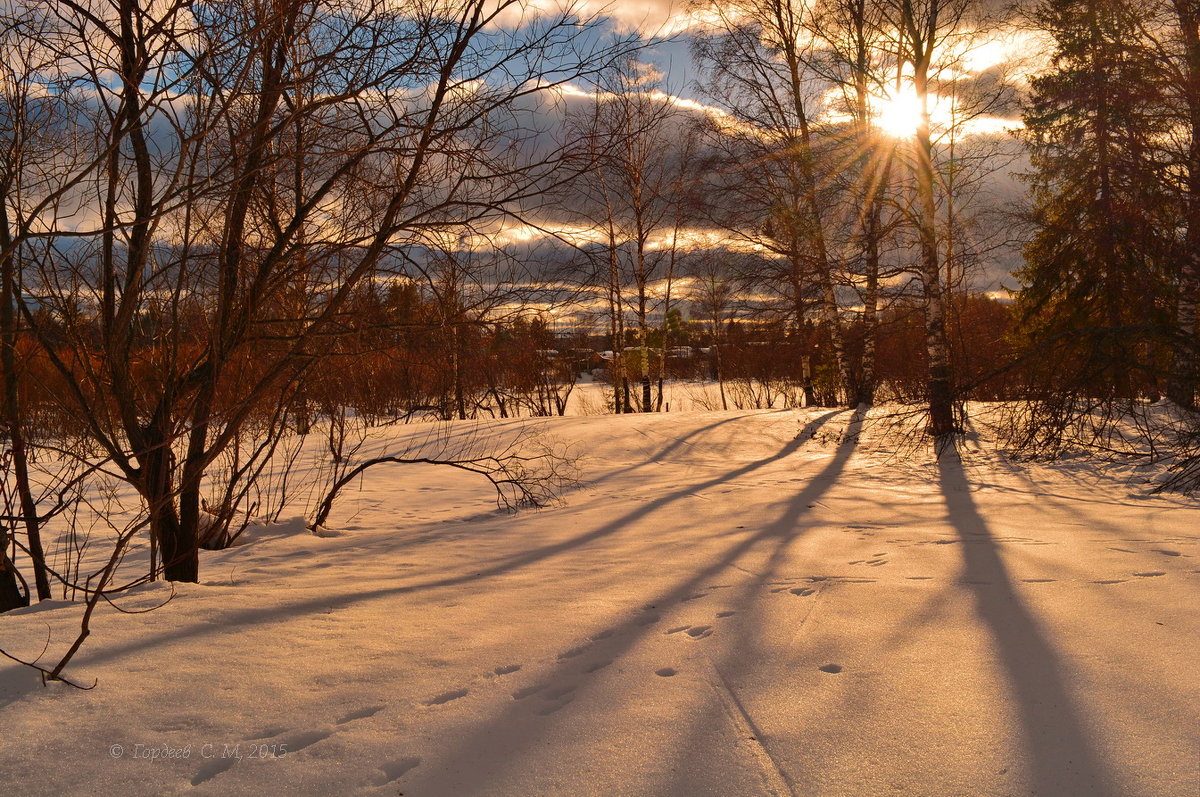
1,407,1197,796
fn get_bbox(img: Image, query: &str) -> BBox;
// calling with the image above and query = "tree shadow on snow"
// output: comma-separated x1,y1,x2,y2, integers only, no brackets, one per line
938,452,1115,797
0,411,847,702
404,408,865,791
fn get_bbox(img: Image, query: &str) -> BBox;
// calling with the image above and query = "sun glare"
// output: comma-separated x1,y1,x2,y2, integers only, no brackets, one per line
873,87,925,138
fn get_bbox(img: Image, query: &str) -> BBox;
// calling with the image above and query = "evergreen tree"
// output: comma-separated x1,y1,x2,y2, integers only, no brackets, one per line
1017,0,1178,401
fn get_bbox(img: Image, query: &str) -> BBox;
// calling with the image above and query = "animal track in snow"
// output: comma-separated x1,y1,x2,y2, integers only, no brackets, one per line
716,610,737,618
1022,578,1056,583
1133,571,1166,577
818,663,843,674
493,664,521,676
655,667,678,677
1154,549,1182,556
685,625,713,639
789,587,816,596
1094,579,1127,584
426,688,468,706
666,625,691,634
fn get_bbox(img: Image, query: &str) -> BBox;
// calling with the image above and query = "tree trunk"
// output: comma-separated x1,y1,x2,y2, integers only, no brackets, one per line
141,422,198,583
0,203,49,600
0,550,28,612
910,28,955,443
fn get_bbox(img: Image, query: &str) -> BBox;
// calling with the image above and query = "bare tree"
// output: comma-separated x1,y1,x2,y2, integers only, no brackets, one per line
5,0,635,583
571,61,693,413
692,0,854,405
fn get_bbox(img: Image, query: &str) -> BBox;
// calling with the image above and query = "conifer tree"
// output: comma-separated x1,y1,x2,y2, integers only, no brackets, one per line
1017,0,1177,401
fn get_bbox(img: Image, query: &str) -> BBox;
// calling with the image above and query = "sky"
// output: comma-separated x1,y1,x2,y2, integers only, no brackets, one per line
483,0,1038,297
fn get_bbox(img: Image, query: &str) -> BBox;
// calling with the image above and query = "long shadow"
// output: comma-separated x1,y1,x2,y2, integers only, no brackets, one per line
587,411,788,486
938,453,1114,796
0,412,846,693
411,409,865,793
658,407,868,796
311,410,841,578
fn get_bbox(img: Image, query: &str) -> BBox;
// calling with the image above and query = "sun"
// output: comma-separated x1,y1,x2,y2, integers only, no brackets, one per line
873,87,926,138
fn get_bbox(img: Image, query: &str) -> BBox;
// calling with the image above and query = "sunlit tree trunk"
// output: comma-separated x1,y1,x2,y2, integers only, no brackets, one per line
899,0,956,443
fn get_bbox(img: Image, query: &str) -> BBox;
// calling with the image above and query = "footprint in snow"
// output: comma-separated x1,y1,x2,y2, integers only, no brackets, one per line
1133,571,1166,577
512,684,545,700
557,644,591,660
1154,549,1182,557
789,587,816,596
244,725,289,741
1093,579,1127,584
655,667,678,677
426,689,468,706
191,756,237,786
666,625,691,635
1021,578,1056,583
493,664,521,676
818,663,843,674
537,696,574,715
686,625,713,639
337,704,386,725
536,685,577,715
716,610,737,618
369,757,421,786
541,684,576,700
